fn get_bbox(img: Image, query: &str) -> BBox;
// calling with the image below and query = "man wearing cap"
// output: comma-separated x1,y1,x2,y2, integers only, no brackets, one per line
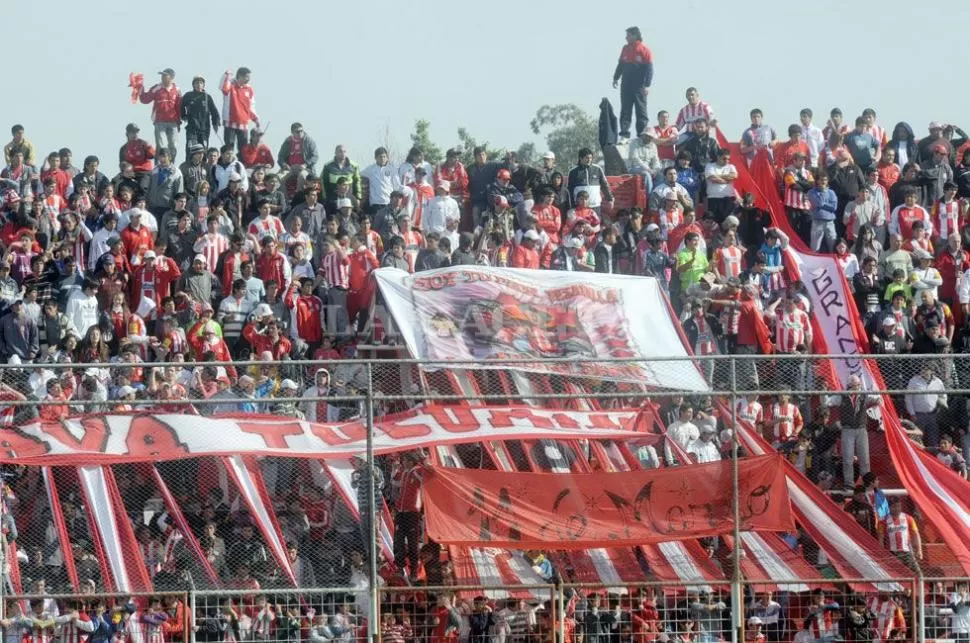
486,168,523,215
130,249,181,321
511,230,541,269
179,75,220,158
138,68,182,161
119,124,155,195
628,129,661,193
178,253,220,309
433,148,469,204
918,121,953,165
178,144,208,197
210,144,249,193
687,425,721,463
422,180,459,236
277,123,319,193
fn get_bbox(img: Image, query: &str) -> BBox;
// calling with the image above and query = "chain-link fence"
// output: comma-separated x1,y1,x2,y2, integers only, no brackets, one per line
0,355,968,642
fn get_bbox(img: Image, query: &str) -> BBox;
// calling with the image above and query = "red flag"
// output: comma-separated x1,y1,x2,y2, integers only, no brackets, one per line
128,72,144,104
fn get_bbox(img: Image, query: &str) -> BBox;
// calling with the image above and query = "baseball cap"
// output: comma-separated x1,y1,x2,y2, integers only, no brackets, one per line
254,303,272,318
193,254,207,264
645,223,660,233
125,123,140,133
882,316,896,326
143,250,156,259
280,379,299,390
565,236,583,249
523,230,540,241
497,169,511,180
542,151,555,160
748,617,763,626
229,172,242,182
117,386,137,397
129,208,143,218
929,121,944,130
436,180,450,192
158,68,175,76
336,198,353,209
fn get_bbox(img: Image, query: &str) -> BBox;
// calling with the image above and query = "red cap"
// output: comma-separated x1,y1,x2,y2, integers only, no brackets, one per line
497,169,511,180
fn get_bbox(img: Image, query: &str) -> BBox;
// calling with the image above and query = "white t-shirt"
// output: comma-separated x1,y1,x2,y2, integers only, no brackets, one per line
704,162,737,199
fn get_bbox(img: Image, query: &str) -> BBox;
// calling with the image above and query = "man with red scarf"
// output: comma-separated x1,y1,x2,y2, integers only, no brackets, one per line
120,123,155,194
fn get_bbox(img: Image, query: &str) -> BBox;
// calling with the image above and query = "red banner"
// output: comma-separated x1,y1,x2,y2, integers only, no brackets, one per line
422,455,793,548
606,175,646,211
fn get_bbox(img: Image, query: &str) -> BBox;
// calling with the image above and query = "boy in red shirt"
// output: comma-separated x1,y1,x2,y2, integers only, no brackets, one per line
240,130,274,169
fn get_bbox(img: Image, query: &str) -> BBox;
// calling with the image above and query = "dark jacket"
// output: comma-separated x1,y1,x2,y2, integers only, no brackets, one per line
681,134,719,174
178,159,208,197
887,122,918,166
179,90,220,134
468,161,500,207
955,164,970,199
593,242,619,274
827,163,866,200
277,134,320,176
567,163,613,207
888,176,925,209
321,158,361,201
72,171,109,198
598,97,618,148
485,180,524,209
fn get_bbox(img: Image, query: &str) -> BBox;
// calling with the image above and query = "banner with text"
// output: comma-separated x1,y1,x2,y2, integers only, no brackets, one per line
422,454,793,548
375,266,708,390
0,407,646,465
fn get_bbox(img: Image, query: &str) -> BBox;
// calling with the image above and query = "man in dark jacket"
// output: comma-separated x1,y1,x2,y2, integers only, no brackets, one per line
594,226,619,274
178,144,208,197
467,146,499,225
567,148,613,212
179,76,220,158
827,151,865,232
680,119,719,174
612,26,654,140
321,145,361,203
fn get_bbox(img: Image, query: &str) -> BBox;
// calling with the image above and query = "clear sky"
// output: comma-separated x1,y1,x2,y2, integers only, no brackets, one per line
4,0,970,169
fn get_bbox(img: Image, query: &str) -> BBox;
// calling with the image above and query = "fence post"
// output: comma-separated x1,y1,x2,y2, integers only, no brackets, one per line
366,361,379,643
557,584,565,643
188,588,196,643
730,356,743,643
914,575,924,643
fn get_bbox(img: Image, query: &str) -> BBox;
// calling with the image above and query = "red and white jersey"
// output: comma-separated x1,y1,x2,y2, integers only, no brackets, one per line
773,308,810,353
806,608,837,640
689,313,717,355
866,124,888,155
867,597,905,642
318,251,350,289
883,513,915,552
770,401,802,443
889,204,931,240
658,206,683,236
676,101,715,130
402,230,424,272
247,216,285,241
902,236,933,255
249,608,275,640
713,245,743,278
57,614,95,643
139,615,167,643
221,74,258,130
736,399,764,426
783,167,813,210
932,199,962,240
395,465,423,512
195,232,229,272
18,614,57,643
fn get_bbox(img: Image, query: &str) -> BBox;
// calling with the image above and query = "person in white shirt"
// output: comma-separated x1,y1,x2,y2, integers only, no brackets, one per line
703,148,738,224
910,250,943,300
88,212,121,271
687,426,721,463
422,180,460,235
64,279,101,338
664,406,699,464
360,146,399,213
118,204,158,234
949,581,970,638
799,108,825,168
905,365,947,447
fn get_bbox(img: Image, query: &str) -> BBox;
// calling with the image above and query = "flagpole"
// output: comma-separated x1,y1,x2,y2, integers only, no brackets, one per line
731,357,743,643
365,362,379,643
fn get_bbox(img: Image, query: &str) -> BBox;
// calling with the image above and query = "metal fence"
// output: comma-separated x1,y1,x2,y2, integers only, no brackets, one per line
0,354,967,642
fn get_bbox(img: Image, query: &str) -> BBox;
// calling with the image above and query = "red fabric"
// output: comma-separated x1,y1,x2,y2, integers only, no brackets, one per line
348,249,379,291
43,468,82,590
284,287,323,344
422,455,792,547
510,244,539,269
240,144,274,169
255,251,289,291
618,41,653,64
129,259,181,311
41,168,71,199
129,73,145,103
433,162,469,197
221,74,257,129
937,249,968,303
121,226,154,263
150,465,221,587
242,323,292,359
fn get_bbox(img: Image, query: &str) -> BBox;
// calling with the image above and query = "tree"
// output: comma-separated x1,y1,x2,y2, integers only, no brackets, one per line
515,142,537,166
409,119,444,165
530,104,600,166
455,127,506,167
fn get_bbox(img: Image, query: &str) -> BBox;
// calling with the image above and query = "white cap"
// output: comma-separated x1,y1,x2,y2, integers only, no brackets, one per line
259,350,274,361
238,375,255,386
84,368,100,378
641,127,658,138
193,254,207,264
542,151,556,160
748,617,763,626
129,207,144,218
280,378,299,390
723,215,740,229
523,230,540,241
882,316,896,326
143,250,156,259
660,187,678,201
645,223,660,233
229,172,243,182
117,385,136,397
915,248,933,260
254,303,273,318
436,180,450,192
565,236,583,249
336,198,353,209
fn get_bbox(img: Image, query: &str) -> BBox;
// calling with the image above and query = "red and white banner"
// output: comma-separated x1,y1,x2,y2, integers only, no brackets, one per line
375,266,709,390
1,406,646,464
422,455,793,548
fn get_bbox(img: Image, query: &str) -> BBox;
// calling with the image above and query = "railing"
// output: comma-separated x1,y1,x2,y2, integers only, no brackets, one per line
0,355,967,642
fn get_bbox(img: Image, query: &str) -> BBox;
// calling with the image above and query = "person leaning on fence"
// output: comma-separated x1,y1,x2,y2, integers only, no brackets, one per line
878,498,923,567
826,374,879,489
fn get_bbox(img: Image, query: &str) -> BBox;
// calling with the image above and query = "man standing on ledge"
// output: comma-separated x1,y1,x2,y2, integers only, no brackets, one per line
613,26,654,143
221,67,259,155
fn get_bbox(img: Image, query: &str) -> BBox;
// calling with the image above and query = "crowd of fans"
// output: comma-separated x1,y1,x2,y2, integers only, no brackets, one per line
0,30,968,640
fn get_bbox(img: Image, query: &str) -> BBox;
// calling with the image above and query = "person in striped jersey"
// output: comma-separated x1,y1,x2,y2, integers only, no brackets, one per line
15,600,57,643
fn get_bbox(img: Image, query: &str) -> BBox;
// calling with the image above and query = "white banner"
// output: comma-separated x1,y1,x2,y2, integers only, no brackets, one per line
783,250,869,387
375,266,709,391
2,406,646,464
